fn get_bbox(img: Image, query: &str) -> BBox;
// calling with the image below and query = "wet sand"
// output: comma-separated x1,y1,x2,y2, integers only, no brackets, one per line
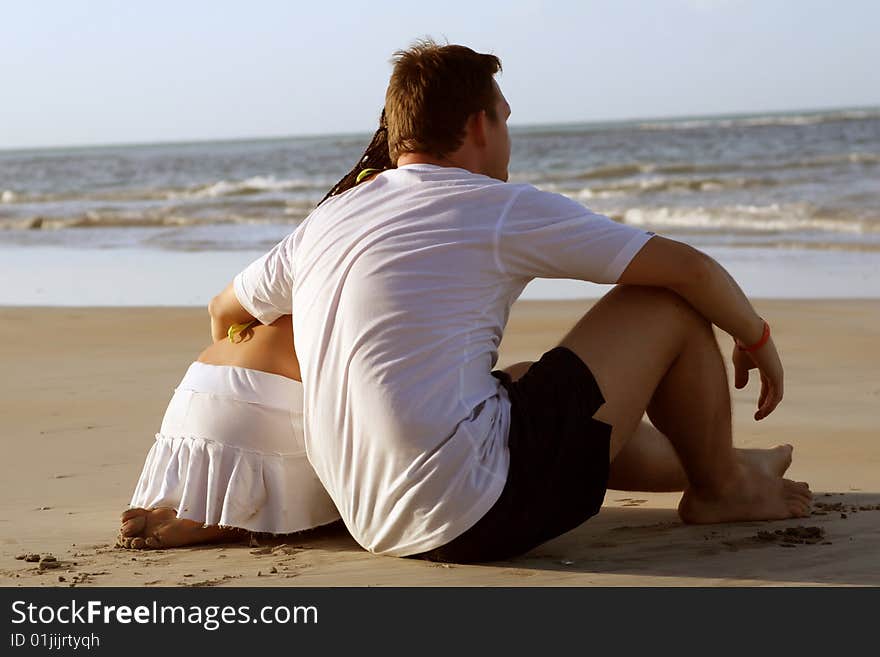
1,299,878,587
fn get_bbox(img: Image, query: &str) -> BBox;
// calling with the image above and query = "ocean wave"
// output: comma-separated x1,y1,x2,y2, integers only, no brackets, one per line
570,163,646,180
548,152,880,183
170,175,319,199
635,109,880,131
751,152,880,172
0,211,301,231
620,204,879,234
0,187,178,205
573,174,783,199
0,176,326,205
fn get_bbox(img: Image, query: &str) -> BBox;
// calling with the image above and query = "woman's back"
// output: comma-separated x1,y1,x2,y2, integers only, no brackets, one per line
197,315,301,380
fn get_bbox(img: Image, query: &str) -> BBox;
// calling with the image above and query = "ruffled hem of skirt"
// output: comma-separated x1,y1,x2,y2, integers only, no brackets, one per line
129,434,340,535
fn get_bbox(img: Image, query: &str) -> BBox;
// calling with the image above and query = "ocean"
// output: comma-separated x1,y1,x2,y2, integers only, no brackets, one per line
2,106,879,305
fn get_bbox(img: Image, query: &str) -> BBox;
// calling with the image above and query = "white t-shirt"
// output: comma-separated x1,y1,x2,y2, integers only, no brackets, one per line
234,163,654,556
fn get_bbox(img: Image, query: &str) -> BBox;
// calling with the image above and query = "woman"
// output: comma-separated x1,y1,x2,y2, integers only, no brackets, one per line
118,316,342,548
118,114,394,549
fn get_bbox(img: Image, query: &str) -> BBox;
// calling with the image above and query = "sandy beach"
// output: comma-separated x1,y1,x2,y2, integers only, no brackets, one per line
1,298,878,587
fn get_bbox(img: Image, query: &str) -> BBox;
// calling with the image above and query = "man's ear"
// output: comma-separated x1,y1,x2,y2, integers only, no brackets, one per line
468,111,488,148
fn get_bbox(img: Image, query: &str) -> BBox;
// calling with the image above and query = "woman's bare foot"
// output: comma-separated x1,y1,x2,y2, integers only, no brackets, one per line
117,508,243,550
737,444,793,479
678,461,812,524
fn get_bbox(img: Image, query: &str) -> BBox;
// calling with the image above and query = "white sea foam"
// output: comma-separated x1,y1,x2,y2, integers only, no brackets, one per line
621,205,876,234
0,176,325,206
571,174,783,199
0,211,300,232
172,175,317,199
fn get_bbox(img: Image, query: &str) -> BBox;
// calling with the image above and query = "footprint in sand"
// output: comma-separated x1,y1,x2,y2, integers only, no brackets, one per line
614,497,648,506
754,526,827,547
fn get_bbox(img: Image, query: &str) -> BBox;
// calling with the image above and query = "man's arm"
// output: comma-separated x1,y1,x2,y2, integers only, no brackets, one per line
617,236,763,343
208,282,254,343
617,236,783,421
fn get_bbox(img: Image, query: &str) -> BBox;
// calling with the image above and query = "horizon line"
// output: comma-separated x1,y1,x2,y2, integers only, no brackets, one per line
2,102,878,153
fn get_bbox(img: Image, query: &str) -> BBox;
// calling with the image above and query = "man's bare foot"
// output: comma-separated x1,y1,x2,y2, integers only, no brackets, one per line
737,444,793,479
678,461,812,524
117,508,243,550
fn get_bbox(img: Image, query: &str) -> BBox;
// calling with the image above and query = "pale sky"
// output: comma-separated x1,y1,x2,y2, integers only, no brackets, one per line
2,0,878,149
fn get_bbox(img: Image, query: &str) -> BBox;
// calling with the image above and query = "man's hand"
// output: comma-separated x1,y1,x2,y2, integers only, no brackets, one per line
732,337,784,421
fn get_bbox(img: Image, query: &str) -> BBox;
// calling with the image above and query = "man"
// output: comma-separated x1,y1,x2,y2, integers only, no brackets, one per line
210,41,811,562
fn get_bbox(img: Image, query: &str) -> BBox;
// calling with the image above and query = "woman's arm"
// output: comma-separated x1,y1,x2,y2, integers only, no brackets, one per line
208,282,255,343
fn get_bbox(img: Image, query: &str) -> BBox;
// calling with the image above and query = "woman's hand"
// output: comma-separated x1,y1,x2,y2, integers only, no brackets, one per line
209,282,255,343
732,337,784,421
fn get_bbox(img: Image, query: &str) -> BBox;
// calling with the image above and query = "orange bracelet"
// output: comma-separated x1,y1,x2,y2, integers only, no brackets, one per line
736,320,770,352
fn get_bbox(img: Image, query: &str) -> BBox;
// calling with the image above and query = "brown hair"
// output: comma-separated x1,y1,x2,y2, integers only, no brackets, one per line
318,40,501,207
385,39,502,161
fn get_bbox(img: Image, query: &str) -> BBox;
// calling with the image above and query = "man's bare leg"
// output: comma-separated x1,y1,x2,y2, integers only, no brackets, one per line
554,285,810,522
117,508,243,550
607,420,793,492
503,363,794,493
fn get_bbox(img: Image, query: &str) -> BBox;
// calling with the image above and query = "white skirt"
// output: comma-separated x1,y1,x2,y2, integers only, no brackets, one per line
129,362,340,534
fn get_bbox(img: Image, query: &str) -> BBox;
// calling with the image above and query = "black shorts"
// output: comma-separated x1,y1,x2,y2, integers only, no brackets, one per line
412,346,612,564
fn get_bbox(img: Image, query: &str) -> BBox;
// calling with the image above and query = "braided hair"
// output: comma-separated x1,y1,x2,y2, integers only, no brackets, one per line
318,109,394,206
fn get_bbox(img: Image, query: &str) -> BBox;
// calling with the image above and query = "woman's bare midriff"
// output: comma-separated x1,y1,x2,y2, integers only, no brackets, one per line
196,315,301,381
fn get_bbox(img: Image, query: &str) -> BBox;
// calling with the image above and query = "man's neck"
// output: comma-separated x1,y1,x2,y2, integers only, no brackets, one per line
397,152,472,172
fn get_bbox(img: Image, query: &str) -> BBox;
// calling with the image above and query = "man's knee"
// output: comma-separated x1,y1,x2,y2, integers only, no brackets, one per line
606,284,680,307
607,284,708,332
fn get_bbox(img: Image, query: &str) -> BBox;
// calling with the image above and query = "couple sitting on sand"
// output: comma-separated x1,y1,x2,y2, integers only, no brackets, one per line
119,41,811,562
